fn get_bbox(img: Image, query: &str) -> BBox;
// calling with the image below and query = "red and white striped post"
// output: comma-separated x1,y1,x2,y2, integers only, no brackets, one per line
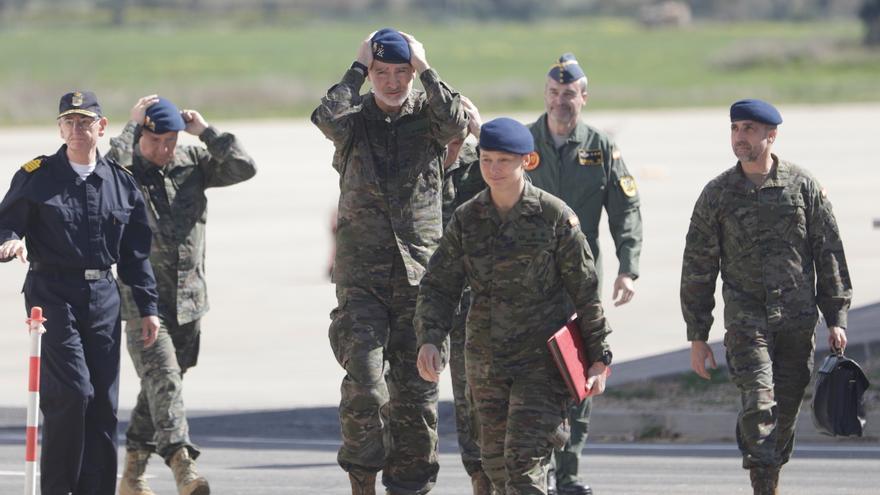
25,307,45,495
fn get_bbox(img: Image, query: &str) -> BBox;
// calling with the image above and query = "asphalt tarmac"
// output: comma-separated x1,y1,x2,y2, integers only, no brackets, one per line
0,434,878,494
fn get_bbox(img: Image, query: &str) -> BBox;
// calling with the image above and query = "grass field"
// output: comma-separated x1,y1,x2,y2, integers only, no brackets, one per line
1,16,879,124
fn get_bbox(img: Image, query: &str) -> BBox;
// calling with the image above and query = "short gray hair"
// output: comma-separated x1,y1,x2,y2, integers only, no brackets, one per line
577,76,588,94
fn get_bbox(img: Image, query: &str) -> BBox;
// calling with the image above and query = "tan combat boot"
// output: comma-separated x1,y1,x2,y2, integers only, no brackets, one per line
118,450,156,495
348,470,376,495
749,467,780,495
169,447,210,495
470,470,492,495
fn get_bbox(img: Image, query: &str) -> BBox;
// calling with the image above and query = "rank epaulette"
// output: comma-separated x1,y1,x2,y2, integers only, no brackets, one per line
21,157,43,173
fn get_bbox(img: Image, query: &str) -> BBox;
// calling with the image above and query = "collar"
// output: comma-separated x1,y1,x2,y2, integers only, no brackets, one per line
535,113,588,147
92,152,113,182
472,181,543,223
50,145,111,182
760,154,790,188
730,154,787,193
362,91,418,121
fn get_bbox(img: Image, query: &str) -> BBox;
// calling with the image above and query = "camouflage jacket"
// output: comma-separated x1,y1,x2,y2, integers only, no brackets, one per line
528,114,642,279
681,156,852,341
441,141,484,228
108,122,257,324
311,67,467,287
415,181,611,377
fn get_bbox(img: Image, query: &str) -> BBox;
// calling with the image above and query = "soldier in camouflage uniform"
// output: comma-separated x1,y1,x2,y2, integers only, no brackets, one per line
527,53,641,495
311,28,466,495
109,95,256,495
440,97,491,494
681,99,851,495
416,118,612,495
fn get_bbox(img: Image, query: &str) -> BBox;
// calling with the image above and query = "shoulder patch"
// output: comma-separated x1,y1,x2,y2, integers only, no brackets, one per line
619,175,638,197
21,158,42,173
611,147,622,160
566,213,580,228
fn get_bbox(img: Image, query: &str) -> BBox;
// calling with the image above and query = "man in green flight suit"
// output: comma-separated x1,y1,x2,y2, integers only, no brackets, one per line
110,95,257,495
527,53,642,495
312,28,467,495
682,99,850,495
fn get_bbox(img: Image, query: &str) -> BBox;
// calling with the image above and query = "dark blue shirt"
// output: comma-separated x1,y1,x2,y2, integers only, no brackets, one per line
0,145,158,316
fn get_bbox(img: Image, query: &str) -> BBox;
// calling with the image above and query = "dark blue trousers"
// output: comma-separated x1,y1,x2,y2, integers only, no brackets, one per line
24,271,121,495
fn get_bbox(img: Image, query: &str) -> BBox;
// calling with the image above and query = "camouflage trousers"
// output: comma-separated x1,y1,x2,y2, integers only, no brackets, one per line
470,369,570,495
551,396,592,487
449,288,482,476
330,280,440,495
124,318,201,461
724,326,815,470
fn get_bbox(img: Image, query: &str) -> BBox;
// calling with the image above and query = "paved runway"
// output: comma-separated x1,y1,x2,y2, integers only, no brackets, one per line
0,104,877,413
0,436,878,494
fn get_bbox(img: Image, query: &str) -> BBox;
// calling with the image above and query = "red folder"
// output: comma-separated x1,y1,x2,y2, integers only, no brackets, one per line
547,316,609,402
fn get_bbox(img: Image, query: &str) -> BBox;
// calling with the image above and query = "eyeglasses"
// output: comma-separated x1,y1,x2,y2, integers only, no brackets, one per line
59,118,99,132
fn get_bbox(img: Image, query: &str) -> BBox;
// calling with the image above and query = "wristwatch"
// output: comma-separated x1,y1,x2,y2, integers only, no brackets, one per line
350,61,368,77
598,350,613,366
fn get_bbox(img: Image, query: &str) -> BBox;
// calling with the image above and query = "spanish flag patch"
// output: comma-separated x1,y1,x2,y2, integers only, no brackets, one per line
21,158,42,173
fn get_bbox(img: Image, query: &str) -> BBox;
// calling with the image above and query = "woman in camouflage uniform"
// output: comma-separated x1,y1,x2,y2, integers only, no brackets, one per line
415,117,613,495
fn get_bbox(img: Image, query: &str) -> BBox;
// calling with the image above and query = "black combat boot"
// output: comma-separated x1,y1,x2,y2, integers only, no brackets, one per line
557,481,593,495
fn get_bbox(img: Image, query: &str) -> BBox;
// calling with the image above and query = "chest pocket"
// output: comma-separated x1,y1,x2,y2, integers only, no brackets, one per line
720,195,758,257
105,208,132,255
397,117,439,185
518,228,560,296
169,167,208,227
37,202,81,247
567,153,607,211
522,250,562,296
770,196,807,247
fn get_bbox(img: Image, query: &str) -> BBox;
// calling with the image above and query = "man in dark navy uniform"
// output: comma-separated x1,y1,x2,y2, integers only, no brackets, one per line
0,91,160,495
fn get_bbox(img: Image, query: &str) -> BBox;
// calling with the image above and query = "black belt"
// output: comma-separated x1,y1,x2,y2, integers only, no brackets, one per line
30,262,113,281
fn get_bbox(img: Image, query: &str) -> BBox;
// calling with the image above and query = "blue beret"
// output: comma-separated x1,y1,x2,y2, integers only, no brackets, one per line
58,90,102,119
730,99,782,126
143,97,186,133
371,28,410,64
548,53,586,85
479,118,534,155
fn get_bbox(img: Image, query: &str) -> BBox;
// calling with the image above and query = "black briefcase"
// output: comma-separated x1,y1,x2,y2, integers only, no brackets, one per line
811,352,871,437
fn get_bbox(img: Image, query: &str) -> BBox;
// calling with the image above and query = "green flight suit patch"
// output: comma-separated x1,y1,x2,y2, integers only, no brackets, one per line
619,175,638,197
578,148,603,166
